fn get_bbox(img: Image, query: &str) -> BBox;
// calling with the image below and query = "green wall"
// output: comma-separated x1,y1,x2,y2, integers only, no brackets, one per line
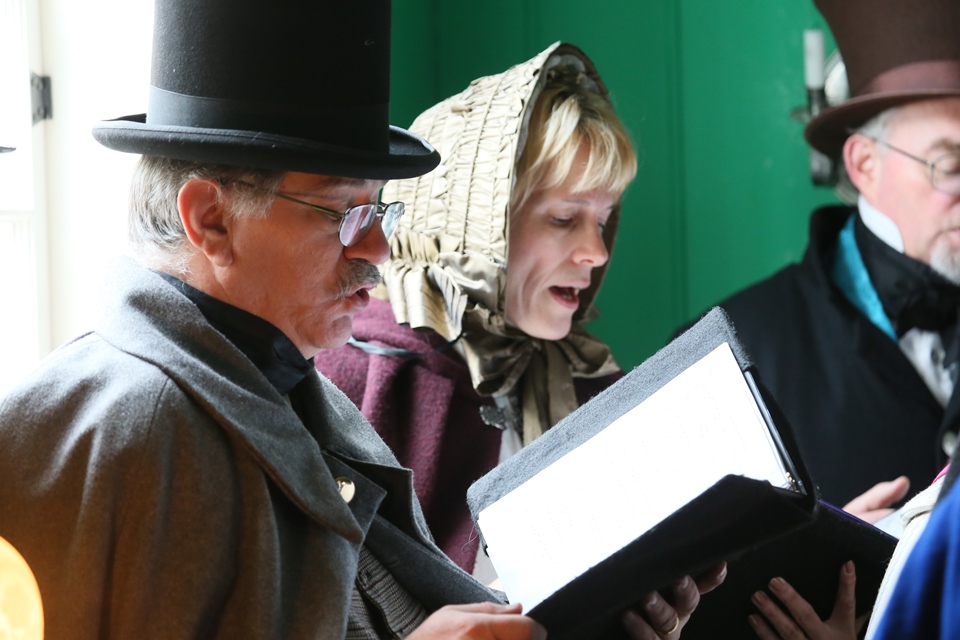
390,1,841,371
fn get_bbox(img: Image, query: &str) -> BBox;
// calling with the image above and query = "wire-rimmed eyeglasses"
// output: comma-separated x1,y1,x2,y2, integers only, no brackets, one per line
857,134,960,195
224,179,405,247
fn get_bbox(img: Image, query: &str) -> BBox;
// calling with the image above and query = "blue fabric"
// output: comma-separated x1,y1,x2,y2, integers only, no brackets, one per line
829,216,897,341
872,481,960,639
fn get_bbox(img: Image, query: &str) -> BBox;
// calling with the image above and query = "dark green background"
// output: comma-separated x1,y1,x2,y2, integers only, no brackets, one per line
390,1,841,370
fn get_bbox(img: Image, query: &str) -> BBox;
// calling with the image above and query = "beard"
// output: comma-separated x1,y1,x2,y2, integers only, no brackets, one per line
336,259,382,298
930,238,960,285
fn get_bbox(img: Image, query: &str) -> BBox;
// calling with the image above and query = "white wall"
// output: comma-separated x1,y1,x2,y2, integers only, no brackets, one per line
39,0,153,348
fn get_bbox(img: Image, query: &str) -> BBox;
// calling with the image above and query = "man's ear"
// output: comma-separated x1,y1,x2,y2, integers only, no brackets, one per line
178,178,234,267
843,134,880,201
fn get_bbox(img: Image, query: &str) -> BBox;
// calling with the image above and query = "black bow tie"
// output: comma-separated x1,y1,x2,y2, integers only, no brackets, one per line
855,216,960,337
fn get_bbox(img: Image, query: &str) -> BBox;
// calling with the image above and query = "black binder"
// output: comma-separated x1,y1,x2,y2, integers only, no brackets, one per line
467,308,897,639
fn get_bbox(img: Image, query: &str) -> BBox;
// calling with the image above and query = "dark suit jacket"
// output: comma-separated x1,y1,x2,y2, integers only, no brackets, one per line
698,206,954,506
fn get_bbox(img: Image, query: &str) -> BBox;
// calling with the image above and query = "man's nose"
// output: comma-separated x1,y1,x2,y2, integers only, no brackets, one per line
344,217,391,265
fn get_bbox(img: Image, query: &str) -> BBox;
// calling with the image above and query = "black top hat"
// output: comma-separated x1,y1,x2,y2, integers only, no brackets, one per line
805,0,960,157
92,0,439,180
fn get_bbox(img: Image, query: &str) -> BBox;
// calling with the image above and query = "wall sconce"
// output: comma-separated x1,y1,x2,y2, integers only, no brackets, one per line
0,536,43,639
804,30,833,186
790,30,833,185
792,29,850,192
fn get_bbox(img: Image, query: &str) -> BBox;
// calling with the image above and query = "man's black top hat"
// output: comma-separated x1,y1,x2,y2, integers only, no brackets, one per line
93,0,439,180
805,0,960,157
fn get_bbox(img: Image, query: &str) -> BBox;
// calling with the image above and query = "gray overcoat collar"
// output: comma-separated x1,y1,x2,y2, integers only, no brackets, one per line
95,259,415,544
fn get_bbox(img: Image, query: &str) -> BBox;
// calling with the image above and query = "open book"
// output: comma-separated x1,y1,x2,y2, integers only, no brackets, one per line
467,308,896,640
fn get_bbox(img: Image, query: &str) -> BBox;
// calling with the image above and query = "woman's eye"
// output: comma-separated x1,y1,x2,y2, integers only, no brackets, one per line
551,216,573,226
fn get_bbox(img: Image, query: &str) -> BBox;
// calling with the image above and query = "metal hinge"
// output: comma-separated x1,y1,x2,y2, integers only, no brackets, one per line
30,73,52,124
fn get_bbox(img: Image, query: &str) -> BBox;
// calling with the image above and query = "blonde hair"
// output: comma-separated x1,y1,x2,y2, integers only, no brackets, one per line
511,66,637,213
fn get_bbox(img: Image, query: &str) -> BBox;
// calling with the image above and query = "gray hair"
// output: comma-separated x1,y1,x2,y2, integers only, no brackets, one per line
834,106,904,202
128,156,285,275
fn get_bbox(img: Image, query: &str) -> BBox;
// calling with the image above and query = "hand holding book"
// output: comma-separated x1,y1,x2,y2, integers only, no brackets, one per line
749,562,862,640
404,566,727,640
620,563,728,639
747,476,909,640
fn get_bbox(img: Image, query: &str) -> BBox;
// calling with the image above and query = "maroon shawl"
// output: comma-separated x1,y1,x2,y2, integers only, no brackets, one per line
316,298,621,572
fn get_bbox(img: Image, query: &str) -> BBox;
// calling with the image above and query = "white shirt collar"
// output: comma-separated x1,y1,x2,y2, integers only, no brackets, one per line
858,195,905,253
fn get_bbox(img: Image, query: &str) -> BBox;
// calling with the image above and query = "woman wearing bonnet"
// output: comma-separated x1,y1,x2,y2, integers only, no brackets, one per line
317,42,725,637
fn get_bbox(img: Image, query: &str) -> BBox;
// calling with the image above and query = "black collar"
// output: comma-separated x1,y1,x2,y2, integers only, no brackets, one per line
854,214,960,337
156,272,315,395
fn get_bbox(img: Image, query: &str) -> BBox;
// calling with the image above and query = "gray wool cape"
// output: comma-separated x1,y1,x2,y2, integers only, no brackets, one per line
0,258,497,639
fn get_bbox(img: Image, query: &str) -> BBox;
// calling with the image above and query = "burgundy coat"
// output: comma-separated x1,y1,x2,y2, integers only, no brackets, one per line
316,298,621,572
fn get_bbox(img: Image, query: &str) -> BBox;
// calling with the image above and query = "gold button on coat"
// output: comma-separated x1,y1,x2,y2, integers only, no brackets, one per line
335,477,356,504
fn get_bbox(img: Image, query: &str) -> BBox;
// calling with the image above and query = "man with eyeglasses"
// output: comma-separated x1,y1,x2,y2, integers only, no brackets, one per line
0,0,529,638
694,0,960,520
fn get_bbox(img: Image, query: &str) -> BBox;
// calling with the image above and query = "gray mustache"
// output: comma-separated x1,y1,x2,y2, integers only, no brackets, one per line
337,259,382,298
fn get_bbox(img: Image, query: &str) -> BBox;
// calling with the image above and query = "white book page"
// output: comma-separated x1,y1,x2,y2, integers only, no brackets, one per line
477,343,792,612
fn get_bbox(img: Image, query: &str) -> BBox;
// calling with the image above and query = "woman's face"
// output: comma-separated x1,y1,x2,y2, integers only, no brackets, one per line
505,152,616,340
